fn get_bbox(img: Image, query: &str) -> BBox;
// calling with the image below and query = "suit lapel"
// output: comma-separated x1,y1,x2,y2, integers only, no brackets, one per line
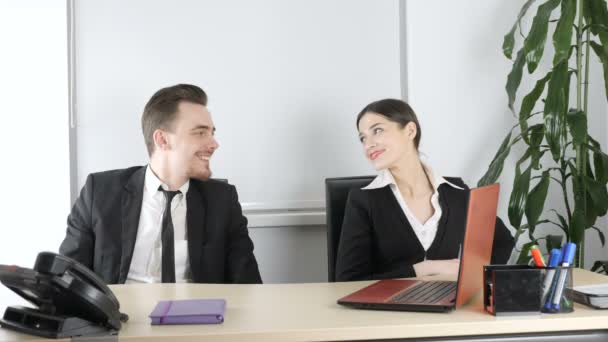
427,185,451,253
378,187,426,254
427,184,468,256
186,180,206,282
118,167,146,283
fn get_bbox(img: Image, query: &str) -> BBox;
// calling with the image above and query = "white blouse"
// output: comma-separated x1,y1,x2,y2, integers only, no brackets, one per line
362,162,464,251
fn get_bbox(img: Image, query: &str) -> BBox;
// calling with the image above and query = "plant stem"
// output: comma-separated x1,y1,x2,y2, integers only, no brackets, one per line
584,20,590,116
576,1,583,111
561,167,573,223
513,226,527,251
579,3,592,269
575,0,587,268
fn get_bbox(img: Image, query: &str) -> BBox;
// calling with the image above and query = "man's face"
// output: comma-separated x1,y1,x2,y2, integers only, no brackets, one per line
164,101,219,181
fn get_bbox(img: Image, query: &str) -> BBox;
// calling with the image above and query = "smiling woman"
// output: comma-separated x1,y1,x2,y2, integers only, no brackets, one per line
0,0,70,299
335,99,515,281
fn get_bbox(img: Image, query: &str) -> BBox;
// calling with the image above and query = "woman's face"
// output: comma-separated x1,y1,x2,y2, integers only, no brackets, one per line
357,112,417,170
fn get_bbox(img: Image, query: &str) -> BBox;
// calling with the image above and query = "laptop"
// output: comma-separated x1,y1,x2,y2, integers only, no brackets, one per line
337,183,500,313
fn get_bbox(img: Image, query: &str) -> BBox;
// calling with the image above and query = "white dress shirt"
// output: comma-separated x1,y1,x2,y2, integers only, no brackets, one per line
126,166,191,283
362,162,464,251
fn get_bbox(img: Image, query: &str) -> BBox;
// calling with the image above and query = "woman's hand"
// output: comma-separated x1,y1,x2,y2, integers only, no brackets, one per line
413,259,460,277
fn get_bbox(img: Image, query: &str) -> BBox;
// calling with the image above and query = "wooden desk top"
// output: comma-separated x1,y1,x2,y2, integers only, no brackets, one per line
1,269,607,341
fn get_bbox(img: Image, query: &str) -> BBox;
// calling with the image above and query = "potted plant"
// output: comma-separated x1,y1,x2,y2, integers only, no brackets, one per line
478,0,608,267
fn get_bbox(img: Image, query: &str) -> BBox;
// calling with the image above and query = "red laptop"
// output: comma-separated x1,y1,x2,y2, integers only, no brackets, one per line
337,183,500,312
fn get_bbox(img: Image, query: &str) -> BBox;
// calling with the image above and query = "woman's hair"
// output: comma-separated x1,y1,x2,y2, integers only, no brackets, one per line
356,98,421,149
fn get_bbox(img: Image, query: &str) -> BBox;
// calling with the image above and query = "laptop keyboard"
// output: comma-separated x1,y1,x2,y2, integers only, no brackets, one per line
389,281,457,304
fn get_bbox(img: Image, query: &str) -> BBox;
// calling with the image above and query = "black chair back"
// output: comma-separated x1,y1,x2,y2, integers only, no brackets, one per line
325,176,374,282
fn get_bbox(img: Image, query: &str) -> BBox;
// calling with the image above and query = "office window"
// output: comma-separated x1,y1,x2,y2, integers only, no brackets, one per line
0,1,70,273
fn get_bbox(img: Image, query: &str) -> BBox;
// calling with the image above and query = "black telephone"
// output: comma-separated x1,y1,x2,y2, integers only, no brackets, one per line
0,252,128,338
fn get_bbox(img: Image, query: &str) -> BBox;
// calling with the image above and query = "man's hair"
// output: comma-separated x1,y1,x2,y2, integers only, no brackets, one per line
141,84,208,156
356,98,422,149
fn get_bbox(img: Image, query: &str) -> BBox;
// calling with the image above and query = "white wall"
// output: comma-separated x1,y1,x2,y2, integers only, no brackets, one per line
73,0,400,228
0,0,70,304
260,0,531,283
250,226,327,283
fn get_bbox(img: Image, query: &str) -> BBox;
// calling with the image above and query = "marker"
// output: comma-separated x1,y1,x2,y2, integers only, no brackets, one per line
551,243,576,310
543,248,562,311
530,245,546,267
541,249,561,302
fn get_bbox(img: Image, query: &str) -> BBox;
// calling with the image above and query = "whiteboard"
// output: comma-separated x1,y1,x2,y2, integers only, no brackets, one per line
74,0,402,225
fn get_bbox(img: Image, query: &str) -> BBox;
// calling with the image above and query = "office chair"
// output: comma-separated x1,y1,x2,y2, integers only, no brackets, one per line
325,176,374,282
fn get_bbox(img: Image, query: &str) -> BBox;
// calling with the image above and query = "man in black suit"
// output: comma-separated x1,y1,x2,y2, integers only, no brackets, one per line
59,84,262,284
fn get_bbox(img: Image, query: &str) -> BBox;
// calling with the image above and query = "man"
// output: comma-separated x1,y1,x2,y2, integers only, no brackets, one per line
59,84,262,284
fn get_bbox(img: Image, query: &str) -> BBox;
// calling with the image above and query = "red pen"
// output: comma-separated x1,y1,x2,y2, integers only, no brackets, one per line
530,245,546,267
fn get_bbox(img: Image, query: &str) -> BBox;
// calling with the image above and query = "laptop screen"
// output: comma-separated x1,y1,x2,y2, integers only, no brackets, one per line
454,183,500,307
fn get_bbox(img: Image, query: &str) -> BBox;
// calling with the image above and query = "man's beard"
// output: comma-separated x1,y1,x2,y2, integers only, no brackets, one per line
188,164,212,181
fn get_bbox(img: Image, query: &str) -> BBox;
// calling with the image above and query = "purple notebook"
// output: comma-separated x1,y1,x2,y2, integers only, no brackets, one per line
149,299,226,325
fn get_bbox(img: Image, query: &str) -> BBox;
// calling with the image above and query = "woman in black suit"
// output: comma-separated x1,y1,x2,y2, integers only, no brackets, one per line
335,99,514,281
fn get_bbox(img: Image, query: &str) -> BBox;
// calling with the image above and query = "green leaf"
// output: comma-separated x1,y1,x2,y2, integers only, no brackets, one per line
588,136,608,184
585,190,597,228
516,241,538,265
553,0,577,65
507,49,527,111
543,61,569,161
551,209,570,239
590,226,606,247
524,0,561,73
566,110,588,146
546,234,564,251
585,0,608,55
590,41,608,102
525,170,550,232
478,131,513,186
504,0,537,59
571,203,586,243
584,175,608,216
582,158,600,228
509,165,532,228
569,162,586,243
526,124,546,169
519,125,546,169
520,73,551,142
529,124,545,147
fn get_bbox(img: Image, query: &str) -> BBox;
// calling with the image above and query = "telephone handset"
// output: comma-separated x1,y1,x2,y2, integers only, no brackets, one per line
0,252,128,338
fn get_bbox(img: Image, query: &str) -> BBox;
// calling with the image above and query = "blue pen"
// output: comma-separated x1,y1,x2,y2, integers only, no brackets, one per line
551,243,576,310
542,249,562,302
543,248,562,311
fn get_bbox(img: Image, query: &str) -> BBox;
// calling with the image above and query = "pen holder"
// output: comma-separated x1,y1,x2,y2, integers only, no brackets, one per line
484,265,542,316
540,266,574,314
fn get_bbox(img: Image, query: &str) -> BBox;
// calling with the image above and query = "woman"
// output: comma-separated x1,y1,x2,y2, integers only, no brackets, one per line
335,99,514,281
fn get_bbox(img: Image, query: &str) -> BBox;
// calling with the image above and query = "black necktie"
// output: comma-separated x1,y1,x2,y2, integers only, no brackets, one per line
159,187,181,283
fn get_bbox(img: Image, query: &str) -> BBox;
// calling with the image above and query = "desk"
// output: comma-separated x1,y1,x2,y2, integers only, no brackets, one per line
1,269,607,341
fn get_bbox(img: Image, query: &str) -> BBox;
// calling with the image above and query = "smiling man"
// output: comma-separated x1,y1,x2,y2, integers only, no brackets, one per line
59,84,262,284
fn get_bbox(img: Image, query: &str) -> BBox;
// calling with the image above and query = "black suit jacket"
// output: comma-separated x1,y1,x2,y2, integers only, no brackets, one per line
335,177,514,281
59,166,262,284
